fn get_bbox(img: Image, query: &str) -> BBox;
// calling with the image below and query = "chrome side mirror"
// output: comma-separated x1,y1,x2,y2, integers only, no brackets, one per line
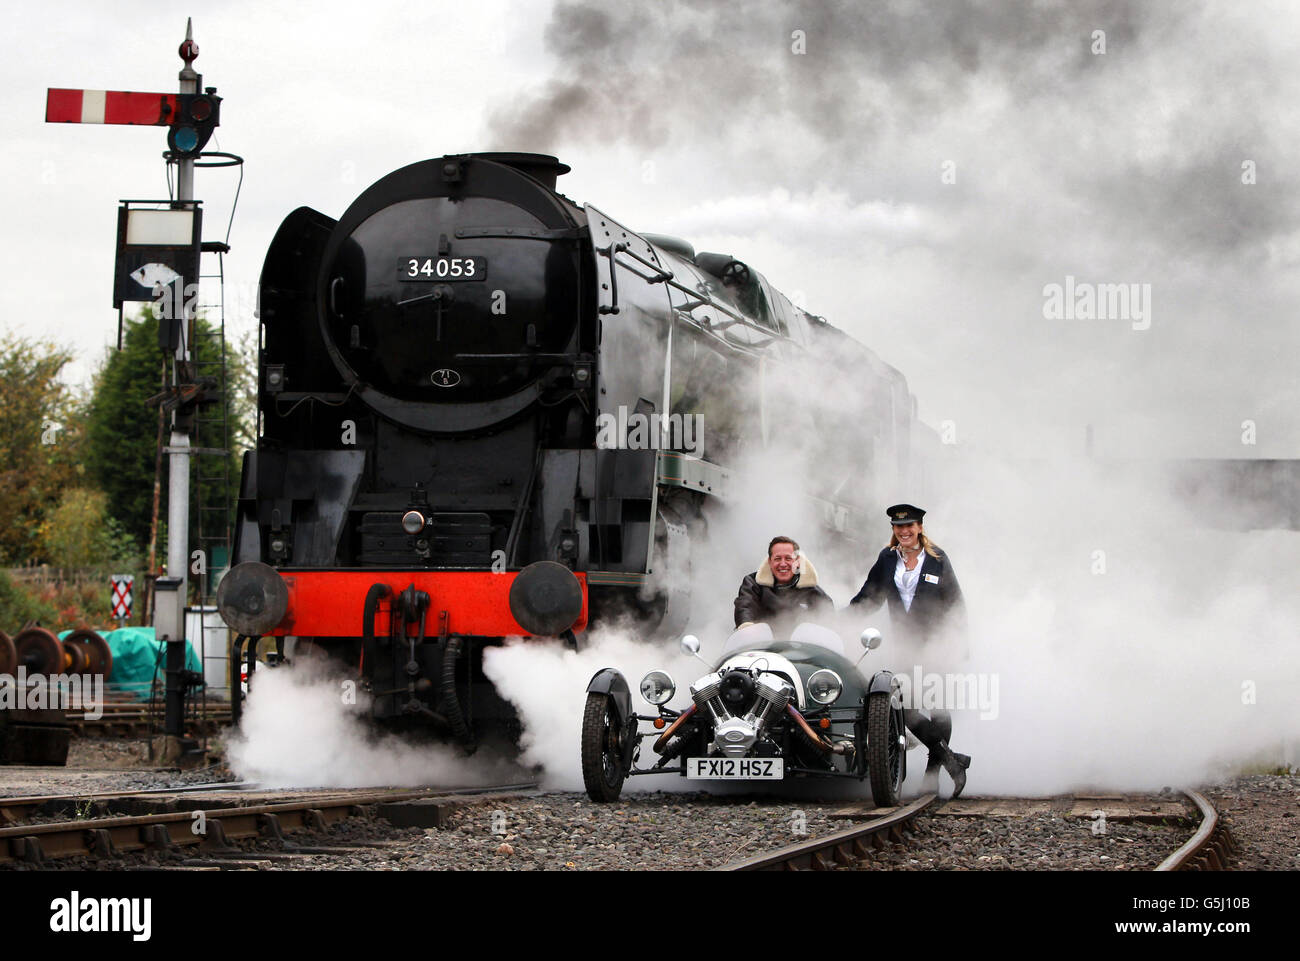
680,634,710,667
860,628,883,650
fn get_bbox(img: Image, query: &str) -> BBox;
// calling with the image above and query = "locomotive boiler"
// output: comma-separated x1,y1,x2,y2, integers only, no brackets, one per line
217,152,916,748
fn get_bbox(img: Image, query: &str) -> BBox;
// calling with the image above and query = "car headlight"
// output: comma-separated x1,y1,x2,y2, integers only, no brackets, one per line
806,669,843,705
639,670,676,706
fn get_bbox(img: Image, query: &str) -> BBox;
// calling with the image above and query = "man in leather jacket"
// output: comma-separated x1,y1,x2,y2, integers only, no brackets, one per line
733,536,833,634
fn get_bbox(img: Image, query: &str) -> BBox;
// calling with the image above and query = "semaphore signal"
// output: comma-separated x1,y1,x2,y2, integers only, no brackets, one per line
43,19,227,759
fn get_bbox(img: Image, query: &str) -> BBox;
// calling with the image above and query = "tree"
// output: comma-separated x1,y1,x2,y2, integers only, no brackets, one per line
84,307,249,570
38,487,140,574
0,336,84,564
84,311,168,552
229,327,258,456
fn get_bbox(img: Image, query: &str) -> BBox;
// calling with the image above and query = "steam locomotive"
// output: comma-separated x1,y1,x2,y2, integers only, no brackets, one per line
216,152,917,747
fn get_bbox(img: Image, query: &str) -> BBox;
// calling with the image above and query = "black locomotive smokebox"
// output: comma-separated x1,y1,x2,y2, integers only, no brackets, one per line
509,561,583,636
217,562,290,637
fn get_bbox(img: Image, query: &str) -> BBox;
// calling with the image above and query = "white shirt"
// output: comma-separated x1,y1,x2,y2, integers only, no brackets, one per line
894,548,925,612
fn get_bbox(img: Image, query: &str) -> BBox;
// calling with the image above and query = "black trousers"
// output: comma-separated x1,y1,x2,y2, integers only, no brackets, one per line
904,708,953,755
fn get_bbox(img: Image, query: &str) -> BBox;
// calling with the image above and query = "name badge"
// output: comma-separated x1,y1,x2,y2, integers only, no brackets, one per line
924,574,940,584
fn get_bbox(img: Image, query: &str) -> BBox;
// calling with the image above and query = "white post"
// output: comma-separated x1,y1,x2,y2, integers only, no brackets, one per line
166,18,198,588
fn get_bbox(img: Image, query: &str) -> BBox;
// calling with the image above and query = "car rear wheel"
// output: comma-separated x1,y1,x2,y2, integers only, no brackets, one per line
866,690,904,808
581,692,627,802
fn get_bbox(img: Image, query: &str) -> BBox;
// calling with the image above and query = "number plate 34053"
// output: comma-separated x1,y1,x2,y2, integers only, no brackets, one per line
399,257,486,281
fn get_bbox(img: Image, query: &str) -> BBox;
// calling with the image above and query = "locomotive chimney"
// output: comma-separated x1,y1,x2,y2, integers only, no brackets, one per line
474,152,571,190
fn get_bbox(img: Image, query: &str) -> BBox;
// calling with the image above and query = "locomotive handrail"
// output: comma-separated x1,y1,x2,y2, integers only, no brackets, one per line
601,242,784,350
609,242,675,284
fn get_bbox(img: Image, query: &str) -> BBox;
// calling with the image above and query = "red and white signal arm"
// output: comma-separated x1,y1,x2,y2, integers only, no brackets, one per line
46,89,183,126
111,574,134,619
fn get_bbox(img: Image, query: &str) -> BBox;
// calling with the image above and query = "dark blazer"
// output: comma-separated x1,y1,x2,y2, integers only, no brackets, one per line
849,546,965,641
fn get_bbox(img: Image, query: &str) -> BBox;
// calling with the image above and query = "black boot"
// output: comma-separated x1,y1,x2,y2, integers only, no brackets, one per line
921,754,941,794
926,742,970,798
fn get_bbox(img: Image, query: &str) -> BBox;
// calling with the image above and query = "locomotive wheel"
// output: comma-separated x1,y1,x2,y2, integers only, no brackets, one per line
0,630,15,676
866,690,905,808
64,630,113,677
580,692,627,803
63,641,88,674
13,627,66,675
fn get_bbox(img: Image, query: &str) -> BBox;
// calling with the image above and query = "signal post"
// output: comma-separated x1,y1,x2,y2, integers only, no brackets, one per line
46,21,223,758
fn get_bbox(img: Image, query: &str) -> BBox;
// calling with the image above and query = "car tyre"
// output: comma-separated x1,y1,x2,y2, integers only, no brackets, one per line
866,690,904,807
581,691,627,802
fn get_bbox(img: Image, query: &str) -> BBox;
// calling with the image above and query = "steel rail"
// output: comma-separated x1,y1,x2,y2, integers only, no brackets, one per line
719,793,938,871
1156,789,1235,871
0,780,286,822
0,782,538,865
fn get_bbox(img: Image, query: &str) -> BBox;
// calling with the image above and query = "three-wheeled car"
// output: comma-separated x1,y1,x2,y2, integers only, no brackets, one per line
580,622,910,806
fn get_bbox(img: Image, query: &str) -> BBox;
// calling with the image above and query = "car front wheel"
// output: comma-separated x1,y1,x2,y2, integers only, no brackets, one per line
866,690,904,807
581,692,627,802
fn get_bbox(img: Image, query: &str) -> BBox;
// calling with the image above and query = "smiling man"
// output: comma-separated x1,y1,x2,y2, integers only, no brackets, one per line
733,536,833,634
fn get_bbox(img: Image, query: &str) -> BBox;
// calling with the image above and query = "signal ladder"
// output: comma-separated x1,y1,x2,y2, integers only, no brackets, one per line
190,235,235,718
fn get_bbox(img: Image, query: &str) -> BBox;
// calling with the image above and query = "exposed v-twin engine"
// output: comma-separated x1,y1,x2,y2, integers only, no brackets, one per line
690,669,794,758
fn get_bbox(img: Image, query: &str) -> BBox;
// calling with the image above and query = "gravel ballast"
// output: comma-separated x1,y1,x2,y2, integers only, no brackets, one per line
3,775,1294,871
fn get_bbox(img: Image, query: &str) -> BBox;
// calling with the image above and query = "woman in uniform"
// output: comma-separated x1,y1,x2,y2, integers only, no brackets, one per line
849,504,971,796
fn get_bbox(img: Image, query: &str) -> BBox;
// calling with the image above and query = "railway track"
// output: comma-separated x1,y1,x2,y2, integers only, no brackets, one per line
0,782,539,867
64,698,232,738
721,793,937,870
66,712,230,738
721,790,1233,871
0,784,1237,871
0,780,256,823
1155,789,1236,871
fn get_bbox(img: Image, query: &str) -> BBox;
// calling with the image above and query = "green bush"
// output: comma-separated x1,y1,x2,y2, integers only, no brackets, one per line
0,569,57,635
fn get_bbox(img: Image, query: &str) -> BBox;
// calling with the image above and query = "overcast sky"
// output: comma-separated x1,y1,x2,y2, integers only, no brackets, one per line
4,0,1296,458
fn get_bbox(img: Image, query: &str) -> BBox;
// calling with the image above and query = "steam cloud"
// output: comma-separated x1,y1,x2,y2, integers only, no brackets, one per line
470,1,1298,797
482,447,1298,797
488,0,1299,459
227,661,525,789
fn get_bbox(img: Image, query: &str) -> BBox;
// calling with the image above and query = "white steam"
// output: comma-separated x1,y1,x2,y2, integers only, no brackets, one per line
226,661,524,789
483,444,1299,798
481,627,705,793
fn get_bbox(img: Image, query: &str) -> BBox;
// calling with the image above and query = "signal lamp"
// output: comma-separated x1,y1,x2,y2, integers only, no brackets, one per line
166,92,221,158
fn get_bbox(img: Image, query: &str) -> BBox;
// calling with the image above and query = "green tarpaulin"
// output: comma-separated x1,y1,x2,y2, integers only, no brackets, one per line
59,627,200,697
